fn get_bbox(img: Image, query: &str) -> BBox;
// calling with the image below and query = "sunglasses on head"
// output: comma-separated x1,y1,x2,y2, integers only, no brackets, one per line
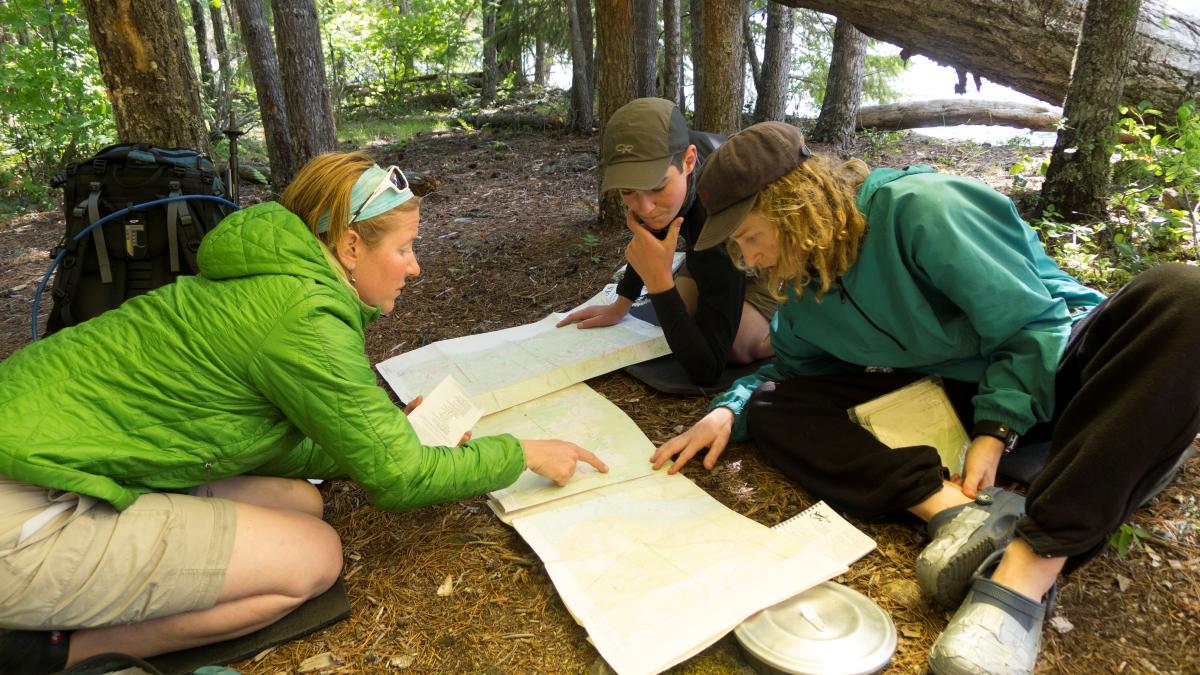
350,165,411,224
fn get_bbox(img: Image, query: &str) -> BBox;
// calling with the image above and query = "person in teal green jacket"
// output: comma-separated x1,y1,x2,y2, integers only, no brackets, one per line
0,151,606,672
652,122,1200,674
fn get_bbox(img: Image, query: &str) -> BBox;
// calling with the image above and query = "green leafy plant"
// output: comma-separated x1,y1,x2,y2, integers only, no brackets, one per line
577,233,600,264
1109,523,1151,559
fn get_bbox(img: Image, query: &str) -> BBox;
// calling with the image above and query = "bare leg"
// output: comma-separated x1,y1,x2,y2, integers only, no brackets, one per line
988,538,1064,600
730,303,773,364
65,494,342,663
908,482,975,521
203,475,324,518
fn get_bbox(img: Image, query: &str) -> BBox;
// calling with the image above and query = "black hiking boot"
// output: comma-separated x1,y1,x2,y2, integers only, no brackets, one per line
0,629,71,674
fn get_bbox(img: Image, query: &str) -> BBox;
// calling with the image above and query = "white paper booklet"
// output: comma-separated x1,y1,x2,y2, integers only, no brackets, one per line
472,383,657,520
376,311,669,416
849,376,969,476
509,471,854,675
771,500,877,566
404,376,482,447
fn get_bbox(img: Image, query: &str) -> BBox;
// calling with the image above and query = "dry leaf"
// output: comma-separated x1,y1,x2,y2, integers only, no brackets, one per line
389,654,415,668
1050,615,1074,633
1116,574,1132,592
437,573,455,596
298,651,341,673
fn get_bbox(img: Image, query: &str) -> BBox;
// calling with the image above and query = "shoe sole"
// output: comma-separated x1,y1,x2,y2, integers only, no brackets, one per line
918,534,1002,609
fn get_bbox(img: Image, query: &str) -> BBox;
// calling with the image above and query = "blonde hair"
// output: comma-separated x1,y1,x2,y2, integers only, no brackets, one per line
728,155,869,302
279,151,420,251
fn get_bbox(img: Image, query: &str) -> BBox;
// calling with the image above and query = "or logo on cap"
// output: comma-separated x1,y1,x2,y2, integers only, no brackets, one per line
615,143,634,154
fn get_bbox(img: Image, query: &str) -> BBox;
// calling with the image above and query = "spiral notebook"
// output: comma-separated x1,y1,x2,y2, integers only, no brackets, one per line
771,500,876,566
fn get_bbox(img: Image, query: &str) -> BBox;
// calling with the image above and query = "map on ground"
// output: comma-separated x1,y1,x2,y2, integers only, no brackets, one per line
472,383,658,521
510,471,863,675
376,310,669,416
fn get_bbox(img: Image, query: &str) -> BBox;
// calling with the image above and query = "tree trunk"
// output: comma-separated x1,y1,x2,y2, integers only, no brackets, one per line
774,0,1198,112
209,0,233,129
481,0,498,106
187,0,215,103
809,18,866,151
233,0,293,191
753,1,793,123
577,0,596,94
1040,0,1143,222
743,6,761,97
699,0,743,134
633,0,657,98
534,37,547,86
663,0,682,105
78,0,210,153
596,0,637,228
689,0,703,127
567,0,595,134
272,0,336,170
856,100,1061,132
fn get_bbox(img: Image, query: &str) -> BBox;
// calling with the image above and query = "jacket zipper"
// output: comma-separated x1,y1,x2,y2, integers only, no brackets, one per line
204,460,214,498
838,281,908,352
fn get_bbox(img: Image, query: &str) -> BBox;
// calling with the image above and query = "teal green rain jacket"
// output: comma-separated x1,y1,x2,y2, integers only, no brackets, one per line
713,166,1106,440
0,202,524,510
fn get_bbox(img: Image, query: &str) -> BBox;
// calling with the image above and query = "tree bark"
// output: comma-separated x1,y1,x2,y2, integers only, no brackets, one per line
663,0,682,105
633,0,657,98
689,0,704,127
576,0,596,94
534,37,547,86
809,18,866,151
699,0,743,134
753,1,793,123
567,0,595,133
1040,0,1143,221
233,0,294,191
78,0,210,153
743,6,761,97
774,0,1198,112
272,0,336,171
209,0,233,129
481,0,498,106
596,0,637,228
856,100,1062,132
187,0,215,103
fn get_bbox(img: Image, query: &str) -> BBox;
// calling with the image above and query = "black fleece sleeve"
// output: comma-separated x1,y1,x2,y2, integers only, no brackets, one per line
616,262,645,301
649,246,746,386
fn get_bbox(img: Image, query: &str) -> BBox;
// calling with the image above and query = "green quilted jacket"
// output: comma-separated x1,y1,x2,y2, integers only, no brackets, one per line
0,202,525,511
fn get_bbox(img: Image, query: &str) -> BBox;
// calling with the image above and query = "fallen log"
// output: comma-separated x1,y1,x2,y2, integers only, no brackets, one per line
856,99,1061,132
776,0,1200,111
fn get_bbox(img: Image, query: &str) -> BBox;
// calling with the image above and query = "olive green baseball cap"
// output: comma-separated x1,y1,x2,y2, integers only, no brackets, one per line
694,121,811,251
599,98,691,193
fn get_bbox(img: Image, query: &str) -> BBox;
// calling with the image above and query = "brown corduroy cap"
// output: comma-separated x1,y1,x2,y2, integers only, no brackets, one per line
694,121,811,251
599,98,691,193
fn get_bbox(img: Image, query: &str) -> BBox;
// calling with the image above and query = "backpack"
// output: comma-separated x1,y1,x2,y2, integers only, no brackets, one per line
44,143,235,335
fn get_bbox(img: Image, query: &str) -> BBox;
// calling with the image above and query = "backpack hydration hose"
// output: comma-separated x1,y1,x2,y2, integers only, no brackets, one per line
32,194,240,341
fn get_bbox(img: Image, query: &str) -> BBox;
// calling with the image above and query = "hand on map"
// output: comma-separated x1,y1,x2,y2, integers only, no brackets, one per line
651,407,734,473
404,395,472,445
555,295,633,329
522,439,609,485
625,214,681,294
956,435,1005,499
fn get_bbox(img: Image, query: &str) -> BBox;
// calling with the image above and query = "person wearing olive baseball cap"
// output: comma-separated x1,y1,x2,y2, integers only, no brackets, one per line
557,98,777,386
656,120,1200,675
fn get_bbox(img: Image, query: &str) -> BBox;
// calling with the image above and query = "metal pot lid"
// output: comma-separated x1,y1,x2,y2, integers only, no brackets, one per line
735,581,897,675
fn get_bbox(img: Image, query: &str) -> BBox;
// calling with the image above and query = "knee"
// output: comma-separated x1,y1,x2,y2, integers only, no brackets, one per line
1128,263,1200,313
290,480,325,519
293,520,343,599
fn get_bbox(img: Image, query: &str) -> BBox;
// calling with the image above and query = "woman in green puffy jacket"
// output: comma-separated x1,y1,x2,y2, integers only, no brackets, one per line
0,151,605,671
653,122,1200,675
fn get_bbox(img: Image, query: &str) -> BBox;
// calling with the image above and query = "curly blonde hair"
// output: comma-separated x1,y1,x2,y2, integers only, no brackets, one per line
728,156,869,302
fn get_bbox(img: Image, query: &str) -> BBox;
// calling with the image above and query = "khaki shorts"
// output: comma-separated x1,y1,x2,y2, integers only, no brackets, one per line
676,265,778,322
0,476,237,629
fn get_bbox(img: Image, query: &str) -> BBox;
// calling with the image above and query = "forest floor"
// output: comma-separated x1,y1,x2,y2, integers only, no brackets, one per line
0,124,1197,674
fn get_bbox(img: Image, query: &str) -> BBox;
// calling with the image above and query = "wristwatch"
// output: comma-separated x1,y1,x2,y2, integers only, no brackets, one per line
972,420,1019,453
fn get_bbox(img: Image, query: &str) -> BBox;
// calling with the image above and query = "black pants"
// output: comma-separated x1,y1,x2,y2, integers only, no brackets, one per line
744,264,1200,571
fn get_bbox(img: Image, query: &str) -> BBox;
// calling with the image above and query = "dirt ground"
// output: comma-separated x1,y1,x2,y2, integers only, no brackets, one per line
0,126,1197,674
